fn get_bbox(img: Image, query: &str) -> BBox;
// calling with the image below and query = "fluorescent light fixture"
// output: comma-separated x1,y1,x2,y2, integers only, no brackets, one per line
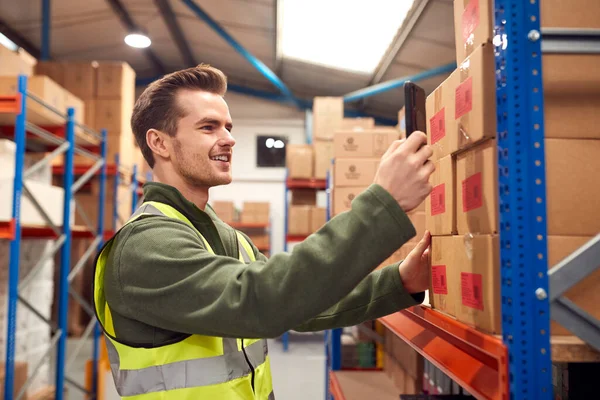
0,33,18,51
274,140,285,149
125,33,151,48
281,0,414,74
265,138,275,148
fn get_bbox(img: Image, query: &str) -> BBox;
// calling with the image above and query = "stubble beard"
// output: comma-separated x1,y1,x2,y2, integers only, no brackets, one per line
173,140,231,188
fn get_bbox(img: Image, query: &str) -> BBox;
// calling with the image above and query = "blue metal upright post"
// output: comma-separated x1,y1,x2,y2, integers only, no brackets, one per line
282,170,290,351
131,164,138,213
113,154,120,231
92,129,108,397
41,0,51,60
55,107,76,400
494,0,552,398
4,75,28,400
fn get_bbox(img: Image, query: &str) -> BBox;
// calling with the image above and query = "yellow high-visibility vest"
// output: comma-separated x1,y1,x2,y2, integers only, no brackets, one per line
93,201,274,399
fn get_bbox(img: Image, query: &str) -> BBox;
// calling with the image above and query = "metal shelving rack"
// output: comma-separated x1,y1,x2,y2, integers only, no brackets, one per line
1,75,107,400
1,74,144,400
281,171,327,352
327,1,600,399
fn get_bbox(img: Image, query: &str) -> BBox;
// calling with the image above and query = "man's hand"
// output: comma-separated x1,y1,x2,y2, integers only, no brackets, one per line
374,132,434,213
398,231,431,294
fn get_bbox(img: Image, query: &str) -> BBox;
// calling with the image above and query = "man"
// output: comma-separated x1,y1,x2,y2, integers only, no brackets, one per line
93,65,435,399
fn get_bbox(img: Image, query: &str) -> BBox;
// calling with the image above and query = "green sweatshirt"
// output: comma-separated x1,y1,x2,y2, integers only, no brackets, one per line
102,182,423,346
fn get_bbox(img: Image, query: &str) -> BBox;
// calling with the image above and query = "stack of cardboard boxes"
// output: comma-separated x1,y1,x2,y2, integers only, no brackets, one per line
424,0,600,335
210,200,271,253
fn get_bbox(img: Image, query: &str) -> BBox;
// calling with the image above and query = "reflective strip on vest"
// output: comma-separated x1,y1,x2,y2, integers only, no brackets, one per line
105,338,268,396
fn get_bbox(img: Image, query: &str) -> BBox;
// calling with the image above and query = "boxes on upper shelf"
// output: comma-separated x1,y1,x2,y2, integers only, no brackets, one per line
430,236,458,318
313,97,343,140
545,138,600,236
332,186,369,216
334,158,380,187
313,140,334,179
425,155,456,236
286,144,314,179
341,117,375,131
0,46,36,76
333,128,399,158
455,139,498,235
452,234,501,334
0,76,65,125
543,54,600,140
64,90,85,125
453,0,494,64
96,62,136,99
426,70,458,161
540,0,600,29
62,62,98,99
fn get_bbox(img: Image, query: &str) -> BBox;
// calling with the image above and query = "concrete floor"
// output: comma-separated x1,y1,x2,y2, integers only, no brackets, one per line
65,332,325,400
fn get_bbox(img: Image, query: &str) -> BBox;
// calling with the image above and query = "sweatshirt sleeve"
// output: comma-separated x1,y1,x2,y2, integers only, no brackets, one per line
106,184,417,339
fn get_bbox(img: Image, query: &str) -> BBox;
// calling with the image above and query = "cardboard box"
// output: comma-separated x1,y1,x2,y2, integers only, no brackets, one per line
386,328,424,381
408,211,425,242
398,107,406,138
426,70,458,160
454,43,497,151
333,128,399,158
248,233,269,250
63,62,98,99
286,144,314,179
310,207,327,232
456,139,498,235
64,90,85,125
430,236,458,318
0,76,65,125
313,97,343,140
546,139,600,236
547,235,600,335
332,186,369,215
97,62,136,99
540,0,600,29
341,117,375,131
453,234,501,334
288,205,311,235
0,362,29,400
94,98,133,137
454,0,493,64
425,154,456,235
543,55,600,140
35,61,64,84
241,202,270,224
211,200,236,223
1,45,35,76
291,189,317,206
313,140,334,179
334,158,380,187
84,98,96,129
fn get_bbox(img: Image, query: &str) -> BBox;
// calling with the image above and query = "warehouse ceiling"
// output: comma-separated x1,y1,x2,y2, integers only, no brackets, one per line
0,0,456,120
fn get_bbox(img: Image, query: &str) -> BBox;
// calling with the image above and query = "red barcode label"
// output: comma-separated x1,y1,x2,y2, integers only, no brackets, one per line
462,0,480,42
430,108,446,145
462,172,483,212
431,265,448,295
461,272,483,310
430,183,446,216
455,77,473,119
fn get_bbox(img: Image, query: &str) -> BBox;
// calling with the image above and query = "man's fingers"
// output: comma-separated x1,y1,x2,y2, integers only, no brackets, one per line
412,231,431,255
402,131,427,153
384,139,405,158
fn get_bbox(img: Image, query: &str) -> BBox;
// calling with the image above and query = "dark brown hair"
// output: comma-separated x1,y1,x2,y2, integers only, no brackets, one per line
131,64,228,167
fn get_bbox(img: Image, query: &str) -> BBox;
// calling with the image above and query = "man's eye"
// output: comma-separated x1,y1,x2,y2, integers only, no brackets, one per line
201,126,213,131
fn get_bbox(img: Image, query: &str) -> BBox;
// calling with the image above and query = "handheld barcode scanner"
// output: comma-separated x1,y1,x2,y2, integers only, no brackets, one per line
404,81,427,137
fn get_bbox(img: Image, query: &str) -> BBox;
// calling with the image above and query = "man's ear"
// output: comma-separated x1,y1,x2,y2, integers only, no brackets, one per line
146,129,171,161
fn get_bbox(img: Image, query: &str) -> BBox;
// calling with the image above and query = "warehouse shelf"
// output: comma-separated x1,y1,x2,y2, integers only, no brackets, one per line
0,115,101,147
286,177,327,190
329,370,398,400
286,234,309,242
0,219,16,239
379,307,508,400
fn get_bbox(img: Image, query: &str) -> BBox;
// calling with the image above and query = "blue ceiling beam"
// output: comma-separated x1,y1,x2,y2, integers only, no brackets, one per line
343,62,456,103
41,0,51,60
180,0,302,109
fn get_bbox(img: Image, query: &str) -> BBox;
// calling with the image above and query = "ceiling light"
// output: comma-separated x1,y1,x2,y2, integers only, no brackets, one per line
265,138,275,148
281,0,415,74
0,33,18,51
274,140,285,149
125,33,151,49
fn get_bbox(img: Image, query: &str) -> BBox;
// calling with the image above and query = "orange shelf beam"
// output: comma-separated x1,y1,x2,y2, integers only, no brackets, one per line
0,95,21,114
329,371,345,400
0,219,16,240
379,307,508,400
229,222,269,230
286,234,308,242
286,178,327,190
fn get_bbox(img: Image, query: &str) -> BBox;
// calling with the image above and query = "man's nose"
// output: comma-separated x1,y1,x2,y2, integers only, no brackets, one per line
221,129,236,147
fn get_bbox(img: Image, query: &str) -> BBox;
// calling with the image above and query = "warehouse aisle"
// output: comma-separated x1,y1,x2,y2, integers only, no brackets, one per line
65,333,325,400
